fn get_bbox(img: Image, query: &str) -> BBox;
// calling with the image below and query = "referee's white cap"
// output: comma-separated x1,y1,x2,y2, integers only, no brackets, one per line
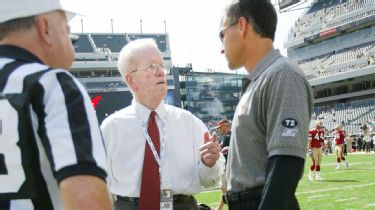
0,0,77,23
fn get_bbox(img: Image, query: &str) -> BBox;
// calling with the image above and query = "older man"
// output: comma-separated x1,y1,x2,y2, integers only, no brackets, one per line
0,0,112,209
101,39,223,210
220,0,313,209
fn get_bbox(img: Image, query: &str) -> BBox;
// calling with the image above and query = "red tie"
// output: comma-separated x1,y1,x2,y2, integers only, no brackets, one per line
139,111,160,210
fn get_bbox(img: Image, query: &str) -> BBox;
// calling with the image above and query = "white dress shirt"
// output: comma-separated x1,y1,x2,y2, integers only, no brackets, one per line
101,99,223,197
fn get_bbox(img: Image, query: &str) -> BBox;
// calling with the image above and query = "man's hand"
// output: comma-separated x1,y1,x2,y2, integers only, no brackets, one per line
199,132,221,167
221,146,229,155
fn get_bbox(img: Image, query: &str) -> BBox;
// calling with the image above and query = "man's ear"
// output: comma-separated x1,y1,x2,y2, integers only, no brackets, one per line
35,15,53,45
126,74,138,92
238,16,249,38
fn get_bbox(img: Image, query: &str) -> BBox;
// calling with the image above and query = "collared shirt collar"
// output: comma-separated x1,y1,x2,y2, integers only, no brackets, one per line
132,99,167,124
248,49,282,82
0,45,43,64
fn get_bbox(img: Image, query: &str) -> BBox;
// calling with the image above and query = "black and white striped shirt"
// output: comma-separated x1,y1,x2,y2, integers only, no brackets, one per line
0,45,107,210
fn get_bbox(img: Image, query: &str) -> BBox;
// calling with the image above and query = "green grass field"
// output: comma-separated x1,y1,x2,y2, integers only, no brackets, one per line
195,153,375,210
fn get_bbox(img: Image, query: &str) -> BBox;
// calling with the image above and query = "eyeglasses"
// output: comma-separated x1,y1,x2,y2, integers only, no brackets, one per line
219,21,238,43
129,63,168,74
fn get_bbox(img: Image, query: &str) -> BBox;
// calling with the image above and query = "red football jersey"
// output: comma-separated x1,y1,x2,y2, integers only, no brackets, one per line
309,129,324,148
334,130,346,145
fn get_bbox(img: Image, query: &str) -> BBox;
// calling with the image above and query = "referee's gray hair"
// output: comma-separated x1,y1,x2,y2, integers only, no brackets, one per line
0,16,36,40
117,38,158,81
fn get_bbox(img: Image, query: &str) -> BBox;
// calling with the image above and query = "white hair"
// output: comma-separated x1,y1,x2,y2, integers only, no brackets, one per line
117,38,159,81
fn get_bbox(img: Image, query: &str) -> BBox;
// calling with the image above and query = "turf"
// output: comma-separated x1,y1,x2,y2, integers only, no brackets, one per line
195,153,375,210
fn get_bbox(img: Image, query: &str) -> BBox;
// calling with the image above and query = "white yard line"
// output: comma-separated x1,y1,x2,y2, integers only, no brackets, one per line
308,194,329,199
297,182,375,195
320,161,373,167
367,203,375,207
335,197,359,202
320,167,375,175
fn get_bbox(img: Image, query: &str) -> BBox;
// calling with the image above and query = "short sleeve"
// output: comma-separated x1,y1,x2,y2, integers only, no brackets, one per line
36,70,107,183
264,67,313,159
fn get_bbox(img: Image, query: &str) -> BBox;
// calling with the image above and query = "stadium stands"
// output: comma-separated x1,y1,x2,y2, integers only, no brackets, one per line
288,25,375,61
286,0,375,141
72,32,169,63
288,0,375,42
90,34,129,53
73,34,95,53
299,41,375,78
71,70,121,78
128,34,167,52
313,98,375,135
180,72,243,123
85,81,126,89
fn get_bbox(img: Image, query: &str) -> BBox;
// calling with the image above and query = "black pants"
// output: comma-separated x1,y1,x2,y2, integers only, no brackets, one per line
365,142,372,153
228,194,300,210
114,196,198,210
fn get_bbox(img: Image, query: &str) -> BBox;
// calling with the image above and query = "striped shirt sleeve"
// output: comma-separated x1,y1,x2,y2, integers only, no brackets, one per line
35,69,107,182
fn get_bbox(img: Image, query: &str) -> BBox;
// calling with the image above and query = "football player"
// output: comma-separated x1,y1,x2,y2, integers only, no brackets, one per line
308,121,325,180
333,125,349,169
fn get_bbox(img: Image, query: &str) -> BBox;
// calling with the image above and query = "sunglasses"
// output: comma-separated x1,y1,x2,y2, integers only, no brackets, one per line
219,21,238,43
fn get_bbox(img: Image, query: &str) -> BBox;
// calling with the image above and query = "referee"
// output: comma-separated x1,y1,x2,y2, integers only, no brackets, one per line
0,0,113,209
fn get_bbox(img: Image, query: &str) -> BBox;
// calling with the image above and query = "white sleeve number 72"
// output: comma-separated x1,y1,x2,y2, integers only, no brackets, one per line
0,99,26,193
285,119,296,127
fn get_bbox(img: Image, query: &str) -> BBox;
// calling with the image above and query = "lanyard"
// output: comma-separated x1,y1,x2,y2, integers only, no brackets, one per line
136,112,166,168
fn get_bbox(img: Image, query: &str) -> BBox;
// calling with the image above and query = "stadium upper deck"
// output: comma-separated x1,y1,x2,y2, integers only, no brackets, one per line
287,0,375,48
72,33,171,65
285,0,375,132
286,0,375,83
70,32,173,91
